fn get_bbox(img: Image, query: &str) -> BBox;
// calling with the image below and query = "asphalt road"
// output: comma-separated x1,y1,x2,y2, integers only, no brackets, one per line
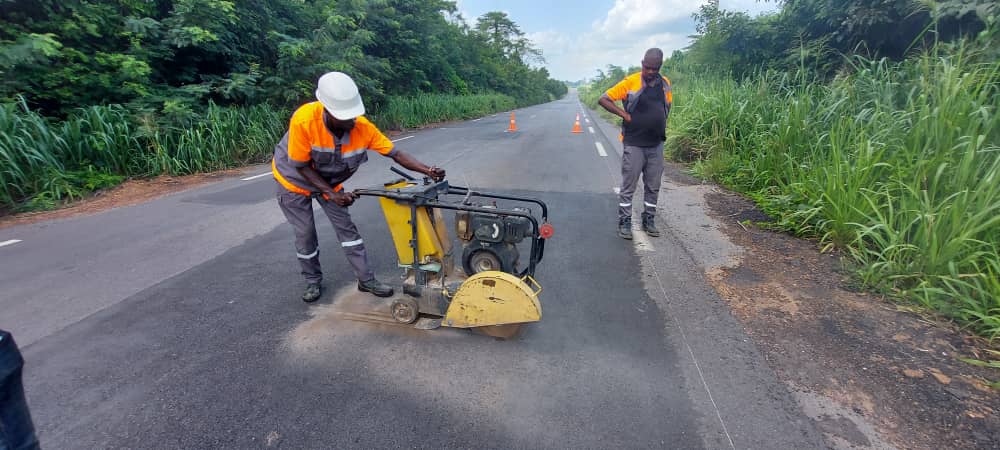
0,93,827,449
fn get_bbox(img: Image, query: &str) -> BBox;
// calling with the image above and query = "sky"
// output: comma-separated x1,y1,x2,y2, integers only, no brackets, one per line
453,0,780,81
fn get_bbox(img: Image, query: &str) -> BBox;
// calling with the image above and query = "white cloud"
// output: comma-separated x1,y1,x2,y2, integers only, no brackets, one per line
531,0,779,81
597,0,703,34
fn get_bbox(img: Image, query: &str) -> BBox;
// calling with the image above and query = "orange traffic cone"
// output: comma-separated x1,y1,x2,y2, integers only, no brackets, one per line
506,112,518,132
571,114,583,134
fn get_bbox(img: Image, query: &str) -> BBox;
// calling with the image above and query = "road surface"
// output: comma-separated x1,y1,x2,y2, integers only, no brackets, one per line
0,93,826,448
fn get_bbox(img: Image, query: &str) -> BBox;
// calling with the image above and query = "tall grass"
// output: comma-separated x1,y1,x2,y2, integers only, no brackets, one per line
668,47,1000,340
0,99,286,212
1,93,521,212
373,93,516,130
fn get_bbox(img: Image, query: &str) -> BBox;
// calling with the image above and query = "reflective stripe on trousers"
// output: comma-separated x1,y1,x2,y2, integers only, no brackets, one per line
618,144,664,220
277,184,374,283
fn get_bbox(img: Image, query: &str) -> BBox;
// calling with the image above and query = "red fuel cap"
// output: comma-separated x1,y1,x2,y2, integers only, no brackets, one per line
539,223,555,239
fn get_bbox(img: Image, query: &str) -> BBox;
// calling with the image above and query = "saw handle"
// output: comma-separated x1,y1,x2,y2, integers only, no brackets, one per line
391,166,417,181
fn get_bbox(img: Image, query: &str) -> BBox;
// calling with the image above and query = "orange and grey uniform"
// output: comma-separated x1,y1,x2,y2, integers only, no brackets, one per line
603,72,672,221
272,101,396,284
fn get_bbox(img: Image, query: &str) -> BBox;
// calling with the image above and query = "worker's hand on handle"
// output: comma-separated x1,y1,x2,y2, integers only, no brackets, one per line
321,190,356,207
621,112,632,123
426,166,446,182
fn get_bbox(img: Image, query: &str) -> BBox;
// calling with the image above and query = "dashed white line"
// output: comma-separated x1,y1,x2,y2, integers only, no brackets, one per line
240,172,271,181
585,118,590,123
472,118,482,122
595,142,608,157
613,187,621,194
391,135,414,142
0,239,22,248
588,127,595,134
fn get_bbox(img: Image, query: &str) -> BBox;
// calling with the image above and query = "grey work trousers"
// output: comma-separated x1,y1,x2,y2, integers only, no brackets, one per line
277,185,374,284
618,144,665,221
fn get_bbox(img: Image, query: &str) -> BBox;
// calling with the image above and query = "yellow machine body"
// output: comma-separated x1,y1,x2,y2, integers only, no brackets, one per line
372,181,542,337
379,181,451,267
443,272,542,328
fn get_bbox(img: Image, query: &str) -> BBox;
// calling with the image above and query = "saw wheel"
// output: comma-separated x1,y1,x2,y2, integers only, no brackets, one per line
472,323,524,339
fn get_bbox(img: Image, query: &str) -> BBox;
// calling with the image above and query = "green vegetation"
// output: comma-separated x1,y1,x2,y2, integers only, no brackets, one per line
0,1,566,212
0,99,286,211
373,94,516,130
581,0,1000,340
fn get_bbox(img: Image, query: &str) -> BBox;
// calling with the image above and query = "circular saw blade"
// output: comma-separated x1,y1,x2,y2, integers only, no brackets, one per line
472,323,524,339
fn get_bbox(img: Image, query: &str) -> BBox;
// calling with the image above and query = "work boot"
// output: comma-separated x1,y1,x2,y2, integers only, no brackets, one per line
302,283,321,303
642,214,661,237
618,218,633,240
358,278,394,298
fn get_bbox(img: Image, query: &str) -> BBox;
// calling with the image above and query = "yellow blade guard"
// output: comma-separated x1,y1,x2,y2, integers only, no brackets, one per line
444,272,542,328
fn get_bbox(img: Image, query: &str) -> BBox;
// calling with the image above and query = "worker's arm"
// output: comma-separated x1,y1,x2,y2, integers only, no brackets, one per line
391,150,446,181
296,165,355,206
598,95,631,123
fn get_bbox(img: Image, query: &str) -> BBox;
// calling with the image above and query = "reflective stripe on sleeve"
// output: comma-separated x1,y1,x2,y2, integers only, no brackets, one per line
297,249,318,259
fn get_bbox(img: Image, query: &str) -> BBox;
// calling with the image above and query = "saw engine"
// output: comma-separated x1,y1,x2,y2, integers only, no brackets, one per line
454,207,532,276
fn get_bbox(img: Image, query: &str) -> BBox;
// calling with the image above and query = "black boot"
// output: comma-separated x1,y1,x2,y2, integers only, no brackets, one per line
618,217,633,240
302,283,321,303
358,278,394,297
642,214,660,237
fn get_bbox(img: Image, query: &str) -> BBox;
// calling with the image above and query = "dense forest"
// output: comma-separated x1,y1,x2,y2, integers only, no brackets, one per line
0,0,566,211
583,0,1000,341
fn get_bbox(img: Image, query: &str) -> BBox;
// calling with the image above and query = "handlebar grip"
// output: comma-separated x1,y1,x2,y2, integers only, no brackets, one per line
391,166,417,181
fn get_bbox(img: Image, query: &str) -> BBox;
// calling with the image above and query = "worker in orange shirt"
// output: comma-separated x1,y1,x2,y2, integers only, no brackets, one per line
272,72,445,302
599,48,672,240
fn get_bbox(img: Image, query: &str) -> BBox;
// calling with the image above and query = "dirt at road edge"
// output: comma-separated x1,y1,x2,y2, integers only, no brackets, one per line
671,162,1000,450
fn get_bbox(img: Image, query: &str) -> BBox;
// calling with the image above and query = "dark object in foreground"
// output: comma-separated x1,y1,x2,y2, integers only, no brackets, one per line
0,330,40,450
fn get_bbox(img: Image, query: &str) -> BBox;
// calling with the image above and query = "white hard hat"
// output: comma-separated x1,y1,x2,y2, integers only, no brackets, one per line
315,72,365,119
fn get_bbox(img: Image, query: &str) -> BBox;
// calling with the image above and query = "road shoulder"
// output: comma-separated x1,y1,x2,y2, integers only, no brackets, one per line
695,177,1000,450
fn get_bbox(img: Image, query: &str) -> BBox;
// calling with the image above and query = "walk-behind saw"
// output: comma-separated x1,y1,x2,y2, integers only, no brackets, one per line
333,167,554,338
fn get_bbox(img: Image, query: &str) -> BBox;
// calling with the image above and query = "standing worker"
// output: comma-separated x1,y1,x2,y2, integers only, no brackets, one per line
598,48,672,240
272,72,446,303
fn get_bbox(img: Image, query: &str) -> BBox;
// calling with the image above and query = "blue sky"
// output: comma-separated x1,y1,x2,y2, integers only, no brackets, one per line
453,0,779,81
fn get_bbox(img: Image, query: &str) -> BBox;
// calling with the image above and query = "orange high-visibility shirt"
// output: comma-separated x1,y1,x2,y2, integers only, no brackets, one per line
272,101,395,195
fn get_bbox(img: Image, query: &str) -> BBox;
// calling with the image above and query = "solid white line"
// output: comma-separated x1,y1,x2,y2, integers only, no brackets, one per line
631,224,656,252
588,127,595,134
392,136,415,142
595,142,608,157
0,239,22,248
240,172,271,181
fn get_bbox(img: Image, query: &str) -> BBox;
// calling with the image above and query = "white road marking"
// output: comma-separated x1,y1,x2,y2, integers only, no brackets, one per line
0,239,22,248
585,118,590,123
588,127,595,134
391,135,414,142
595,142,608,157
240,172,271,181
472,118,482,122
613,187,620,194
631,223,655,252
